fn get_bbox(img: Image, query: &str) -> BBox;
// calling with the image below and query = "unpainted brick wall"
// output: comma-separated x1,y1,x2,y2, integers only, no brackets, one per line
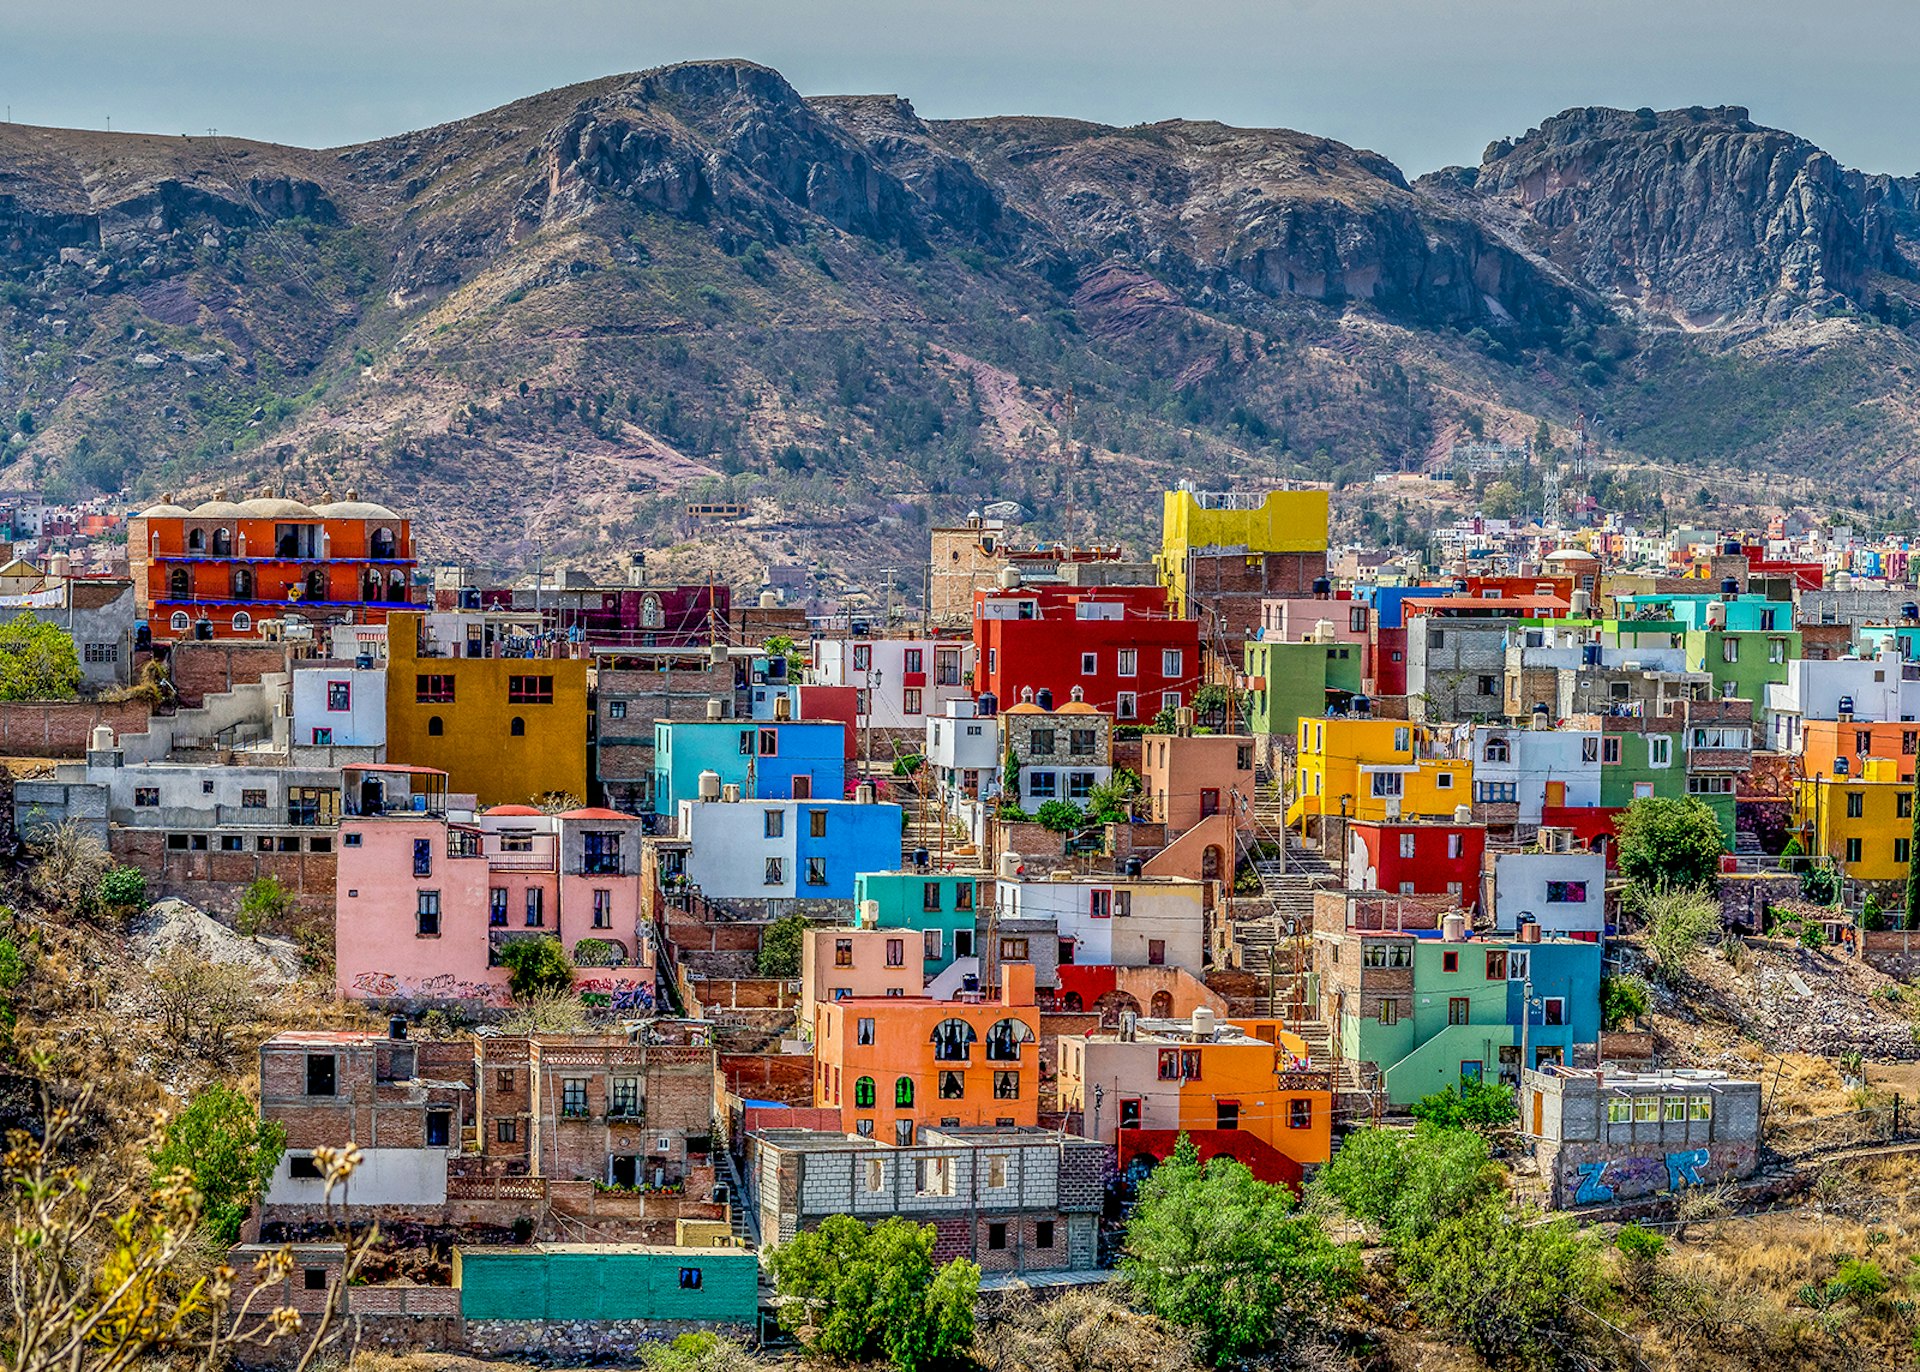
0,699,152,757
168,641,292,708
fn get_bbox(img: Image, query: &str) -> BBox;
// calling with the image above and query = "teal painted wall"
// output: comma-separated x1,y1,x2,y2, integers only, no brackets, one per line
456,1246,758,1324
851,872,979,975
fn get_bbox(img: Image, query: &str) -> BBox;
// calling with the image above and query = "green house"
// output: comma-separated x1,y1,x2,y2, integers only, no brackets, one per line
1683,627,1800,708
455,1244,758,1326
1244,639,1364,739
851,871,980,975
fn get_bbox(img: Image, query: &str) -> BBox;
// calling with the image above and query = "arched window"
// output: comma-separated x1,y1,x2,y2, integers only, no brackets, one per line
510,717,525,737
371,528,396,560
854,1077,876,1108
169,611,190,633
187,529,205,551
930,1019,977,1063
168,569,190,597
641,594,663,629
388,570,405,600
231,611,252,633
211,528,232,556
1484,736,1510,764
984,1018,1034,1062
232,567,254,599
1149,990,1175,1018
428,716,444,737
363,572,382,602
894,1076,914,1108
305,569,326,598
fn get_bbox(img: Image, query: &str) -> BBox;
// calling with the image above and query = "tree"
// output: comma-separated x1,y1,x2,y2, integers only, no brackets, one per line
95,865,147,916
0,613,81,701
768,1214,978,1372
763,635,806,678
1641,884,1722,983
1121,1137,1358,1362
149,941,261,1055
498,936,573,1001
1002,747,1023,803
758,912,809,977
1395,1202,1611,1370
1085,769,1141,825
1614,796,1725,895
150,1084,287,1243
1313,1122,1497,1243
1599,974,1651,1030
1035,799,1086,833
234,875,294,936
1409,1078,1518,1130
639,1332,759,1372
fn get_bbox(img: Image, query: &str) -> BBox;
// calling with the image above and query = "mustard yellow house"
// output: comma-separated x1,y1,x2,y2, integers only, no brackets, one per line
1289,717,1471,829
384,612,590,807
1796,756,1914,883
1156,488,1329,620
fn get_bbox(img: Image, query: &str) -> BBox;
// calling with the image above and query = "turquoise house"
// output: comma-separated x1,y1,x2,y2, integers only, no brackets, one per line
454,1243,758,1327
654,719,848,815
851,871,981,975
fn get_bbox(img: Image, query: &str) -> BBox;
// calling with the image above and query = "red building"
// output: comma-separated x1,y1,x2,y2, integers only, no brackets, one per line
1344,820,1486,909
129,492,414,642
1370,625,1409,695
973,583,1201,723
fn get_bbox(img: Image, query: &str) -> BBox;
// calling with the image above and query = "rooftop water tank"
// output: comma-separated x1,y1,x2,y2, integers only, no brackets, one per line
998,566,1023,590
1123,856,1143,878
1571,590,1592,616
1191,1008,1216,1040
759,589,779,609
707,698,725,721
855,782,877,804
698,770,722,802
998,851,1025,880
978,692,999,717
858,900,880,929
1720,578,1739,597
1442,912,1469,941
1035,688,1054,711
1454,804,1473,825
912,847,930,870
1312,576,1332,596
1350,695,1372,717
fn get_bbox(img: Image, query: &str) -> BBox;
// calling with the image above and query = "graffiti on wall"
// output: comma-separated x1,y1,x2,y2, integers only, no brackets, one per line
350,971,503,1003
1570,1147,1717,1206
575,978,656,1013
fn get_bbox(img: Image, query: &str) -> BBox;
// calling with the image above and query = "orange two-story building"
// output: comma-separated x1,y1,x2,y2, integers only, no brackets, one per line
129,491,414,641
1057,1010,1332,1189
813,965,1040,1145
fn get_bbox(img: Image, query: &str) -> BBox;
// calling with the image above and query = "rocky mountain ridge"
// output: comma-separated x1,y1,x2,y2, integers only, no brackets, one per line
1,62,1917,579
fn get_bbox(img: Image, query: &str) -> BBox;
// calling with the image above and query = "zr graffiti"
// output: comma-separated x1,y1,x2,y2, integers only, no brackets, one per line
1571,1148,1713,1205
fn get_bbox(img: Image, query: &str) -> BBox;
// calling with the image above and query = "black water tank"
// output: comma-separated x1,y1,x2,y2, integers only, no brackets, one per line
851,619,870,636
388,1016,408,1040
765,655,787,680
1035,687,1054,711
1350,695,1371,717
1904,603,1919,622
1723,540,1742,555
978,692,998,717
1720,578,1739,597
913,847,930,871
1582,644,1601,666
193,617,213,641
1312,577,1332,596
1123,857,1144,878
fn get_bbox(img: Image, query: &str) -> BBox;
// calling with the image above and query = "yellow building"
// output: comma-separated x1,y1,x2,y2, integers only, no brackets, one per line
1289,716,1470,829
384,612,590,807
1156,488,1329,619
1796,757,1914,883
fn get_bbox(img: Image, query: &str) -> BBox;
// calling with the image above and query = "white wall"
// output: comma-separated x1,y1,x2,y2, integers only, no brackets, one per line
1471,727,1600,825
679,800,798,898
813,639,974,729
292,667,387,747
1493,852,1606,937
264,1147,449,1207
996,879,1207,973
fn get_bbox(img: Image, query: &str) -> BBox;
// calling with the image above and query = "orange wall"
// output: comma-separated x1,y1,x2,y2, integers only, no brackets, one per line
1803,720,1918,782
1140,733,1256,834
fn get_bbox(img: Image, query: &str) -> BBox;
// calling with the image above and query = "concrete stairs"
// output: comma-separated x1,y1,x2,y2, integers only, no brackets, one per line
721,1149,759,1248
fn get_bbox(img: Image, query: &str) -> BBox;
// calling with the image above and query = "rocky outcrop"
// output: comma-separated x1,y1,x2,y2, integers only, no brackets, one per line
1440,105,1918,326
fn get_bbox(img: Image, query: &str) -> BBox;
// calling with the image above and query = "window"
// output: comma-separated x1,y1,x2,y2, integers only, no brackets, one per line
1721,637,1739,664
497,1119,519,1143
1089,889,1112,920
895,1076,914,1107
304,1268,328,1291
413,837,432,877
1477,674,1498,696
1028,771,1057,799
508,675,553,704
1898,839,1912,865
231,611,253,633
169,612,189,633
854,1077,876,1108
678,1268,703,1290
1649,736,1672,766
608,700,627,720
305,1054,336,1096
489,889,508,925
416,891,440,937
1446,833,1464,859
923,929,943,961
1161,692,1182,712
134,788,159,808
886,938,905,968
1029,729,1055,756
1162,649,1183,678
1509,950,1529,981
809,809,828,838
1000,937,1028,961
805,857,828,887
922,883,943,912
835,939,854,968
1081,652,1097,675
327,680,352,712
1428,629,1445,649
592,889,611,928
1147,938,1166,966
1661,1095,1687,1122
416,674,455,703
311,727,334,746
1847,837,1863,863
561,1079,588,1116
1035,1220,1055,1249
1442,950,1458,972
1288,1098,1313,1130
856,1017,874,1044
1687,776,1735,795
1581,736,1598,763
1068,728,1096,756
1119,1099,1142,1129
427,716,443,736
83,642,117,664
852,645,872,671
987,1223,1008,1251
1634,1096,1659,1123
1902,793,1915,820
1399,833,1417,859
288,1155,324,1180
1689,1094,1712,1121
903,688,923,714
1448,997,1470,1025
525,888,543,926
1378,1000,1398,1025
904,648,923,674
759,729,779,756
1847,791,1865,818
1769,637,1787,664
1115,690,1137,720
1603,736,1621,764
994,1071,1020,1099
1486,951,1508,979
939,1070,964,1100
426,1110,451,1147
610,1078,640,1116
1216,1100,1240,1129
1370,771,1403,798
956,883,974,912
1067,771,1096,800
765,857,784,886
1475,781,1517,803
1542,997,1566,1026
1546,881,1587,903
582,832,621,874
510,717,525,737
1607,1098,1633,1125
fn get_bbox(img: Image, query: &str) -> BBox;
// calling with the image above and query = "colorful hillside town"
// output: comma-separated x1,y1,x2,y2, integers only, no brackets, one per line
15,474,1920,1353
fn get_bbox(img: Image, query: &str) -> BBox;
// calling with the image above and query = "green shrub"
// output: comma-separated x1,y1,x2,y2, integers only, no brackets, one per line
768,1215,977,1372
499,937,573,1001
757,912,808,977
1034,800,1086,833
1600,974,1651,1030
1614,1223,1666,1262
95,865,148,913
234,875,293,936
1409,1078,1518,1130
150,1084,287,1243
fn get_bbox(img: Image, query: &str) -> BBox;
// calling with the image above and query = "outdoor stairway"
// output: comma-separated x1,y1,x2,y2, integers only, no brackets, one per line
721,1149,759,1248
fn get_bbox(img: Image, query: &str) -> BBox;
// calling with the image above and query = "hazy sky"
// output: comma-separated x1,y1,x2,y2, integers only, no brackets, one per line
7,0,1918,176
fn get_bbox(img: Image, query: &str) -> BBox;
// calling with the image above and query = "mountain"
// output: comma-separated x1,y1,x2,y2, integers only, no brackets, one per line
1,64,1917,590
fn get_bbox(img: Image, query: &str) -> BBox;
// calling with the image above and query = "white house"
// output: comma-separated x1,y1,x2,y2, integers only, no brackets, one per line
812,638,974,731
291,665,387,751
1470,725,1601,825
1764,647,1920,753
1492,851,1607,938
993,876,1207,975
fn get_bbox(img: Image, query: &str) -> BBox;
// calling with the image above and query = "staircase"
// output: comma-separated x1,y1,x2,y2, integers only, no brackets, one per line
721,1149,759,1248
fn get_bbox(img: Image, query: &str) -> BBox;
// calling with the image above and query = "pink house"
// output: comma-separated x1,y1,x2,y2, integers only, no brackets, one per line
799,924,925,1033
335,766,655,1008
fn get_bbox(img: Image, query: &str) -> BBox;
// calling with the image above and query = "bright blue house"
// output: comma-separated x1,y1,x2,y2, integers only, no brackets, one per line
654,719,847,816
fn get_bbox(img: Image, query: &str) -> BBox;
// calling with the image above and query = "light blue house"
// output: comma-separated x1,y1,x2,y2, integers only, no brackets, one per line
654,719,847,816
1616,593,1793,634
851,871,981,975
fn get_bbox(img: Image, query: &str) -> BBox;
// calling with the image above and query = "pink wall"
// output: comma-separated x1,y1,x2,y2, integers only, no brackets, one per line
1140,734,1257,835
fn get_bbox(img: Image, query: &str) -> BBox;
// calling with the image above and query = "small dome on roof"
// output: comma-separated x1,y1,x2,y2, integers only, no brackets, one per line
1055,700,1101,714
314,500,400,520
189,498,246,518
138,492,191,519
240,497,320,519
483,804,545,817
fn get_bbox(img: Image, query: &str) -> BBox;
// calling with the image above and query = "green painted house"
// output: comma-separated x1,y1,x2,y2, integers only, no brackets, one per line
1244,639,1364,739
1682,627,1800,707
455,1244,758,1327
851,871,980,976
